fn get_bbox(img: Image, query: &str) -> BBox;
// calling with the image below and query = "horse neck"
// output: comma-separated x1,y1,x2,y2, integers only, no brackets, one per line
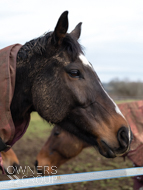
10,48,35,123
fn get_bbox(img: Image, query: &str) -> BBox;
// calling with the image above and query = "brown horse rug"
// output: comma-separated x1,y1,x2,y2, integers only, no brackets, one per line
119,100,143,190
0,44,30,173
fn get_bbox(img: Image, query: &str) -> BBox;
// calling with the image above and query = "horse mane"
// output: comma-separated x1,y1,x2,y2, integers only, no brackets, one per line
17,32,83,62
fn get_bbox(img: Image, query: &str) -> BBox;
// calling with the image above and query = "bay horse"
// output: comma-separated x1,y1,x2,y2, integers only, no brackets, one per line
35,124,88,175
1,11,131,158
1,149,19,174
35,101,143,190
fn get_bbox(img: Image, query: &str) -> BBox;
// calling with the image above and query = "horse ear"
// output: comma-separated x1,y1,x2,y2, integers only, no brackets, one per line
52,11,69,45
70,22,82,40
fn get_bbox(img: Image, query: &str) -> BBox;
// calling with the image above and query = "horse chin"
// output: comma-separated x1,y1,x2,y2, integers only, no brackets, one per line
97,140,130,158
97,145,116,158
78,136,116,158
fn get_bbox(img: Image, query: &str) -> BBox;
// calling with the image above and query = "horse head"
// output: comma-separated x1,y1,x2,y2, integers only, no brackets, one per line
35,125,88,175
1,149,19,174
14,11,132,159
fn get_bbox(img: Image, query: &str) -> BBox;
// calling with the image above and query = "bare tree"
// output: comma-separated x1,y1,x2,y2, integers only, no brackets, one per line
107,78,143,99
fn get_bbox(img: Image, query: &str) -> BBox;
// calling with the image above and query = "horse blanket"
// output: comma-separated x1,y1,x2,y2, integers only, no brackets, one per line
119,100,143,190
0,44,30,173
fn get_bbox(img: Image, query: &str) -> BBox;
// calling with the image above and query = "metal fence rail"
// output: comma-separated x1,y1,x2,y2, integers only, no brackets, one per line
0,167,143,190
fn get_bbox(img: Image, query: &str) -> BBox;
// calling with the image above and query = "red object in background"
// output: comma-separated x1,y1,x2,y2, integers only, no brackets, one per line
119,101,143,190
119,101,143,166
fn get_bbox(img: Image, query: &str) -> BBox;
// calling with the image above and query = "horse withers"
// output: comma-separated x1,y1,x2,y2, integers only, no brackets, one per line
1,11,131,158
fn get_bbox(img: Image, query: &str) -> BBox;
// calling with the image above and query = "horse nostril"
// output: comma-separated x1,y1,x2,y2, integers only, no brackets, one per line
13,163,20,174
35,160,38,168
117,127,129,148
13,162,20,170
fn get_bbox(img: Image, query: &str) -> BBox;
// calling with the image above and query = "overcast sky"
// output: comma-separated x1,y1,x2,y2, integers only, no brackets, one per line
0,0,143,82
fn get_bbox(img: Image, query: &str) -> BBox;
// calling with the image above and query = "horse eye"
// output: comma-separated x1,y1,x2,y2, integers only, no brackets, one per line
68,70,80,78
54,131,60,136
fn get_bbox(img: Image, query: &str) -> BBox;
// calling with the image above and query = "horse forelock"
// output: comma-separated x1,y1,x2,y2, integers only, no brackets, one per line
61,34,83,61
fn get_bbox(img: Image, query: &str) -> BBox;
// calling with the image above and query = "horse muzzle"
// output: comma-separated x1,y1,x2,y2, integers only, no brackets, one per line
97,126,132,158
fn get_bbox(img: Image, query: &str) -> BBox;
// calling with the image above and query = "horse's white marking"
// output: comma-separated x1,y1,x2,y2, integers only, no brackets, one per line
99,82,132,142
79,53,92,68
79,54,131,139
99,82,125,119
79,53,125,119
